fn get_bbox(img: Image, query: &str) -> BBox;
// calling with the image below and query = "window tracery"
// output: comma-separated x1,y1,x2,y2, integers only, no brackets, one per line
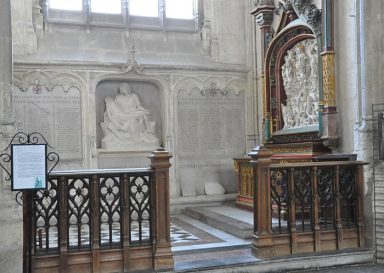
46,0,199,31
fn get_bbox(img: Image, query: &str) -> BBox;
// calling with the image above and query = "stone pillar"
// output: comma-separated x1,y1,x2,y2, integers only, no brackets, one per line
149,149,174,271
251,0,275,143
0,0,13,127
0,1,21,273
321,0,339,146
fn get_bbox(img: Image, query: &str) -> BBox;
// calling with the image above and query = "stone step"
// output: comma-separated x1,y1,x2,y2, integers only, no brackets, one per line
184,206,253,239
169,249,374,273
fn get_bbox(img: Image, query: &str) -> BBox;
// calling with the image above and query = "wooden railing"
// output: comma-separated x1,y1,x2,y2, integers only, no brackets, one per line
23,150,173,273
249,146,366,258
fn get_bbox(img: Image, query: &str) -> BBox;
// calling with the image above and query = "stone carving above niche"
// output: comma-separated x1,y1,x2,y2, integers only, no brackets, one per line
13,70,86,92
100,82,159,150
281,38,319,129
276,0,322,35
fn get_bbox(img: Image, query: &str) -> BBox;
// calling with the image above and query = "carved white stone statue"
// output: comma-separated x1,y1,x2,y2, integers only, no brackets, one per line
281,39,319,129
201,19,211,52
100,82,159,150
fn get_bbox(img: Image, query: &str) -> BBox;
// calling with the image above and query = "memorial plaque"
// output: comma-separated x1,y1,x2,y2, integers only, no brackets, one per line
177,89,245,195
13,86,82,160
178,107,199,154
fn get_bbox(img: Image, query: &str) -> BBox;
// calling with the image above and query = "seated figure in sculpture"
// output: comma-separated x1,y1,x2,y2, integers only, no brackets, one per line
100,82,159,150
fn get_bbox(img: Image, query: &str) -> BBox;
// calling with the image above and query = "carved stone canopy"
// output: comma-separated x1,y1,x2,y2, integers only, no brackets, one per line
276,0,322,35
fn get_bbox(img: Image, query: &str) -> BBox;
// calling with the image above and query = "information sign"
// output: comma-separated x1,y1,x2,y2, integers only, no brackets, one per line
11,144,47,191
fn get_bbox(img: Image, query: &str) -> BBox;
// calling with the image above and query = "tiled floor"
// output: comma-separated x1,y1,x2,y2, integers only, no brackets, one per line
171,214,251,253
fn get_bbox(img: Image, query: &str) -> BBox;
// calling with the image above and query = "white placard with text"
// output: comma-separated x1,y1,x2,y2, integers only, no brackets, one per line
11,144,47,191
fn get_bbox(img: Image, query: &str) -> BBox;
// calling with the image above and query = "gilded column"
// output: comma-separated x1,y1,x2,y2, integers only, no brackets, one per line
321,0,338,146
251,0,275,142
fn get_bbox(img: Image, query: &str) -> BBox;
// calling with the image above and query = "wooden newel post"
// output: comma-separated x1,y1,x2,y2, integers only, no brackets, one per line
248,146,274,258
149,149,174,270
356,164,365,248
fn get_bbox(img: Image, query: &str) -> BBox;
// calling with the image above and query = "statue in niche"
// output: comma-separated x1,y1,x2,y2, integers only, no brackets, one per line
201,20,211,52
100,82,159,150
280,39,319,129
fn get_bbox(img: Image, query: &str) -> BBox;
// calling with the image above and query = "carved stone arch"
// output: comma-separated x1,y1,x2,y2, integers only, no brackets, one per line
13,71,86,93
49,72,86,92
94,73,168,98
174,77,205,95
203,76,226,96
13,70,51,92
275,0,322,36
264,22,319,140
225,78,246,96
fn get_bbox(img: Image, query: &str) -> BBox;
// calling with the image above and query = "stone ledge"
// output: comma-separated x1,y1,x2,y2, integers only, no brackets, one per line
170,249,374,273
170,194,237,214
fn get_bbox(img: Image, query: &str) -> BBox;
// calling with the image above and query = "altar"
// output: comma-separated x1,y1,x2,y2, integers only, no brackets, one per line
235,0,339,210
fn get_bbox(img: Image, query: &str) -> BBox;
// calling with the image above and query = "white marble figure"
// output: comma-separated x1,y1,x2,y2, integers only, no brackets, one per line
100,83,159,150
201,20,211,52
280,39,319,129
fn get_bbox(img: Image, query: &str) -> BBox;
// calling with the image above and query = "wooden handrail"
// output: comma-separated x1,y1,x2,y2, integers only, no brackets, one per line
49,167,152,176
270,161,368,168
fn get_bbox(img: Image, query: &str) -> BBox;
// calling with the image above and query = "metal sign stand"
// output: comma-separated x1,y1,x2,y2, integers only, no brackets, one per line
0,132,59,273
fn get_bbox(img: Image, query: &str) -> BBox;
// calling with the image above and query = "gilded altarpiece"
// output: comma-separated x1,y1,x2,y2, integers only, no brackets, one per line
236,0,335,210
261,3,330,159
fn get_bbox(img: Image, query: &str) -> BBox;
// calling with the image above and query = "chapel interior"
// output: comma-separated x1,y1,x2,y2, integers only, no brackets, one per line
1,0,384,273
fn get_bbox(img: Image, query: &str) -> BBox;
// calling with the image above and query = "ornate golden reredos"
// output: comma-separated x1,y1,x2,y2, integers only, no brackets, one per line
276,0,322,36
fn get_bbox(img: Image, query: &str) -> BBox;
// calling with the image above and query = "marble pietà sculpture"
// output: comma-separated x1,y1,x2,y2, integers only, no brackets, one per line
100,82,159,150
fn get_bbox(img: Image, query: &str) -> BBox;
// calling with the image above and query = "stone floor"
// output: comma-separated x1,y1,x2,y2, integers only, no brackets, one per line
291,265,384,273
169,204,381,273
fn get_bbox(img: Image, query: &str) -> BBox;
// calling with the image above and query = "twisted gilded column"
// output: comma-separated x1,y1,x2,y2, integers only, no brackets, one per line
321,0,338,146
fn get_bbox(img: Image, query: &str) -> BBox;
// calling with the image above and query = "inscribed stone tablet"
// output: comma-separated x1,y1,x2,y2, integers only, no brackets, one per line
13,85,82,160
177,88,245,194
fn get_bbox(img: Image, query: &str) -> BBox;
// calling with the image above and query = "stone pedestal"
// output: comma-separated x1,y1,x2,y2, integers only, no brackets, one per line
96,150,153,169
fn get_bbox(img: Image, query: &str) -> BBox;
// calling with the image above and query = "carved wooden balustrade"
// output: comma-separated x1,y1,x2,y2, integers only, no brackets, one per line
249,146,367,258
23,150,173,273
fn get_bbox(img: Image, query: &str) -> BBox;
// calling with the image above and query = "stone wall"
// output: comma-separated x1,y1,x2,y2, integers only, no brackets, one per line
1,0,251,270
11,0,249,201
0,1,23,273
335,0,384,252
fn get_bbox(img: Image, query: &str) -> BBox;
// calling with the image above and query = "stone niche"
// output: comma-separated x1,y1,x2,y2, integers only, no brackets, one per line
12,84,83,160
95,80,162,168
177,86,245,196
